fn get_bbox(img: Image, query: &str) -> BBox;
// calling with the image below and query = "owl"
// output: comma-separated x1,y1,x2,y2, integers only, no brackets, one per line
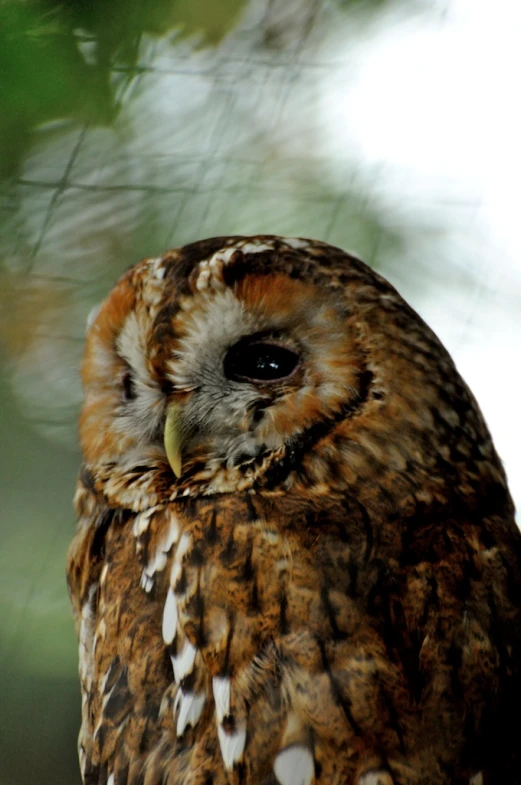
68,236,521,785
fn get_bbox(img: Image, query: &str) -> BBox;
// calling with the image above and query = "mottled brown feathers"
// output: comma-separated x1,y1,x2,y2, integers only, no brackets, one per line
68,236,521,785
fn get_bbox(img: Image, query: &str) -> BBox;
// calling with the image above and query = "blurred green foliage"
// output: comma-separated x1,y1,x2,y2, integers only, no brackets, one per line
0,355,81,784
0,0,246,176
0,0,427,177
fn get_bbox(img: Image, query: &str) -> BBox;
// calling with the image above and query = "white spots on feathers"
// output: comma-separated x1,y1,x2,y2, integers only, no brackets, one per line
195,239,310,296
170,532,193,594
274,746,315,785
107,775,115,785
195,250,232,292
101,683,116,712
167,565,204,737
175,532,192,563
358,772,393,785
137,509,180,592
275,557,290,573
274,714,314,785
146,256,166,280
194,238,286,293
469,775,483,785
92,618,106,659
79,583,98,690
171,639,197,683
162,587,178,645
212,675,247,769
281,238,311,250
141,547,168,588
163,513,181,551
100,663,114,694
259,527,282,545
140,572,154,593
133,506,159,537
212,676,231,723
217,723,247,771
170,560,183,587
236,241,277,254
93,718,103,744
195,266,220,292
174,688,206,736
79,584,97,652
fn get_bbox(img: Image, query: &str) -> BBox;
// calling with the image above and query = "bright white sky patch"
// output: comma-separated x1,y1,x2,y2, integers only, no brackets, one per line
320,0,521,514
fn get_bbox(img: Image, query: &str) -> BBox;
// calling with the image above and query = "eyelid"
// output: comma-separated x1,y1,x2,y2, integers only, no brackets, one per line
248,339,294,351
121,370,137,401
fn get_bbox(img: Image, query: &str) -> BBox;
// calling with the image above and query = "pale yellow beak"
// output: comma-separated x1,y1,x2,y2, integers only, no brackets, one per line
164,403,183,478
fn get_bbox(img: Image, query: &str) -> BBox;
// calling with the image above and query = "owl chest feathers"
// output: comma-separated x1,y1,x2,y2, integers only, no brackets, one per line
69,482,518,785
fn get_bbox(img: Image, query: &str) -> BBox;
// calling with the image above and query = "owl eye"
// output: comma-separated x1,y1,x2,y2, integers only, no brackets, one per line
121,371,137,402
223,340,300,383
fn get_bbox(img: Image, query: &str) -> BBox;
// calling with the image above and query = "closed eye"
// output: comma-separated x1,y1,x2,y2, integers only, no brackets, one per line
121,371,137,402
223,340,300,384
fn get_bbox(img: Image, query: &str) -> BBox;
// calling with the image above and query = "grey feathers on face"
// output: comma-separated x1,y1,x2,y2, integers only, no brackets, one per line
114,312,166,445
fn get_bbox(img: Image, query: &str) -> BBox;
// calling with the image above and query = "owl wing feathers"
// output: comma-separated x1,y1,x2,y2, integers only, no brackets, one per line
69,476,521,785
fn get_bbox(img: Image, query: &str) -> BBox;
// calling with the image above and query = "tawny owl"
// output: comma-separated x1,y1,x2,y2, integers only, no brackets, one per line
67,236,521,785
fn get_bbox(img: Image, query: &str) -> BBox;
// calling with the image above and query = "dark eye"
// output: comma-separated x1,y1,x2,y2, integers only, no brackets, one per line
122,371,137,402
223,340,300,383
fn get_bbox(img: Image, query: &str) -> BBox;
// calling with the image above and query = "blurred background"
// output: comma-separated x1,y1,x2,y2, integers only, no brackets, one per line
0,0,520,782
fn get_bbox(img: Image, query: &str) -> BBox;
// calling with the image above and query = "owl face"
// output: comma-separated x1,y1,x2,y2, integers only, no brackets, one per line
80,235,503,512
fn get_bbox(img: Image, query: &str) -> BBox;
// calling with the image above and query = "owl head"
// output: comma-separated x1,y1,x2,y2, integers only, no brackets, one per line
79,235,509,517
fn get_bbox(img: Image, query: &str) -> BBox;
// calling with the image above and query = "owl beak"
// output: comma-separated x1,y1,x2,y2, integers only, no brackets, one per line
164,403,183,478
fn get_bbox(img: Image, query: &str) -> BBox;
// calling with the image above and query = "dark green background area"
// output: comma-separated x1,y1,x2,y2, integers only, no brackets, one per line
0,0,247,176
0,361,79,784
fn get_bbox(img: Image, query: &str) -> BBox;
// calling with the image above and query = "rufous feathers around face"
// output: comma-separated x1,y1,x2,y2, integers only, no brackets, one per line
68,236,521,785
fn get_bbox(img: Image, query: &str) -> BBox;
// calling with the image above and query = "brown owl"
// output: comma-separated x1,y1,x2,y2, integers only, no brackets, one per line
67,236,521,785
